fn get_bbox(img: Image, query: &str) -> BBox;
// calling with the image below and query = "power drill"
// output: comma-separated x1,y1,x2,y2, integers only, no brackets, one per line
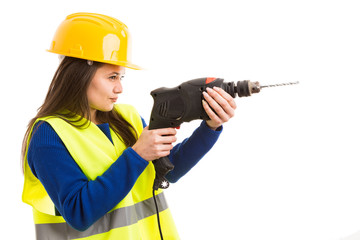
149,77,298,190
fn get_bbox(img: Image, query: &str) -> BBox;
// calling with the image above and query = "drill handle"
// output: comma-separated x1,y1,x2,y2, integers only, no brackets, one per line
148,119,175,190
152,157,174,190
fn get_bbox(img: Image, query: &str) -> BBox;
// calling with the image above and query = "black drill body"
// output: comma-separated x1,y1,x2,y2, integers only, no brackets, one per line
149,77,258,190
149,77,256,130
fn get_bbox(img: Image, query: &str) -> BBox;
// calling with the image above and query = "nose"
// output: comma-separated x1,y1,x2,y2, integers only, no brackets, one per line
114,80,123,94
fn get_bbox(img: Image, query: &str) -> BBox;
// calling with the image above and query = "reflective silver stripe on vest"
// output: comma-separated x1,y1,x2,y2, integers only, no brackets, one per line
35,192,167,240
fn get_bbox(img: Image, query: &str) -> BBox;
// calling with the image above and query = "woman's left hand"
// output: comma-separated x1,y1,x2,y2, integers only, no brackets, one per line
202,86,237,130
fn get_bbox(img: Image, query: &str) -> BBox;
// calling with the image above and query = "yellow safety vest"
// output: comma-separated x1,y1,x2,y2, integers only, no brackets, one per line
22,104,179,240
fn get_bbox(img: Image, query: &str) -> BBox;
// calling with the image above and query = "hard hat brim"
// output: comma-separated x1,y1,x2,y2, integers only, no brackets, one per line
47,50,143,70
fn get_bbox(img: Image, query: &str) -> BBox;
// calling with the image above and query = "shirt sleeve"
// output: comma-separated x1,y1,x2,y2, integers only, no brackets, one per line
140,117,222,183
27,121,149,231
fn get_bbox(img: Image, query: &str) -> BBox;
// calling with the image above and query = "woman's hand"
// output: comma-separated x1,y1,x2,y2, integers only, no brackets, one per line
202,87,237,130
132,127,177,161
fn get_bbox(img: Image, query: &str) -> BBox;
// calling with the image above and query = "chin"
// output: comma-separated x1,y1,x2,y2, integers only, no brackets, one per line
98,104,114,112
105,105,115,112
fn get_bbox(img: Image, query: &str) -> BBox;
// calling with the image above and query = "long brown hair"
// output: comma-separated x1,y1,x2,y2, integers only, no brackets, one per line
21,56,138,169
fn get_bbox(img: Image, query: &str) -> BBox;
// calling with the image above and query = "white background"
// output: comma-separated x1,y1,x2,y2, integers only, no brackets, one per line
1,0,360,239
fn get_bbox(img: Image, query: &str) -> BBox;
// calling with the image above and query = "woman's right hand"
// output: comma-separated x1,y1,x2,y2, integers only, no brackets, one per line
132,127,177,162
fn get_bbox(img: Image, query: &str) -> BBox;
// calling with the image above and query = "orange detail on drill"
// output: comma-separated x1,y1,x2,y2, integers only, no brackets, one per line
205,77,217,84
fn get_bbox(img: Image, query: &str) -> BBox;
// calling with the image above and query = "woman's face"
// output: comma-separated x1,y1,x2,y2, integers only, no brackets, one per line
87,63,125,113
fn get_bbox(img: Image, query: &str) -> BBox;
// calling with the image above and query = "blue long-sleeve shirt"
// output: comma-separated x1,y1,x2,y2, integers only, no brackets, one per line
27,118,221,231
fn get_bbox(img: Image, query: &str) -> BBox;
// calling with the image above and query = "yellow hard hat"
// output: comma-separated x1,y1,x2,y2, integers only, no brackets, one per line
47,12,142,70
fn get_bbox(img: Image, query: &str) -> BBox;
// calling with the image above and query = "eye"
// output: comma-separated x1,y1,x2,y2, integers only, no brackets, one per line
109,75,119,81
109,75,125,81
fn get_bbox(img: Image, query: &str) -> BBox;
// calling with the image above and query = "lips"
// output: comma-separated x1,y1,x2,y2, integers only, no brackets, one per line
110,97,118,102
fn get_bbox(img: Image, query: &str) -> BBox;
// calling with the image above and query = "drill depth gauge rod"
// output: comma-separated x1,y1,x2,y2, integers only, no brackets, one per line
149,77,299,190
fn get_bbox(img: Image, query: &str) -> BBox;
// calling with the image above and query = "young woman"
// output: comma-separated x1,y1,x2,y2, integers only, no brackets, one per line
22,12,236,239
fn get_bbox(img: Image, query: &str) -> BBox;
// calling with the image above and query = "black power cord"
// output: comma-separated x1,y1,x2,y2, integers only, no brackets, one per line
153,189,164,240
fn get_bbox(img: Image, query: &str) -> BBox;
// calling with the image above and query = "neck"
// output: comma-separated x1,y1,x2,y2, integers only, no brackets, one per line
90,108,100,124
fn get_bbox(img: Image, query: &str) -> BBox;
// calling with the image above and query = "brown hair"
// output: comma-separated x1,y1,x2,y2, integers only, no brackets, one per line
21,56,138,170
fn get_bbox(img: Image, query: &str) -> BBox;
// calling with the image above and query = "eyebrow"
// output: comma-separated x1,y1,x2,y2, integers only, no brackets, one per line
109,72,121,76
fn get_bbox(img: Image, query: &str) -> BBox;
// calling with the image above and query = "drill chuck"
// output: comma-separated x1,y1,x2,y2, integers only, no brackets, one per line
222,80,261,98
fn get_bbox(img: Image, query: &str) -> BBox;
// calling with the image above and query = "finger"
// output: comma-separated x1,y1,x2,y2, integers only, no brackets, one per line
206,87,235,115
156,142,174,151
156,144,174,158
158,135,177,144
203,90,230,121
154,128,177,136
204,88,235,119
158,150,172,158
202,100,222,125
213,87,237,109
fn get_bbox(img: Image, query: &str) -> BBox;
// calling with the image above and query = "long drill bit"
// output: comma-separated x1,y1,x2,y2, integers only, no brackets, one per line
260,81,299,89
